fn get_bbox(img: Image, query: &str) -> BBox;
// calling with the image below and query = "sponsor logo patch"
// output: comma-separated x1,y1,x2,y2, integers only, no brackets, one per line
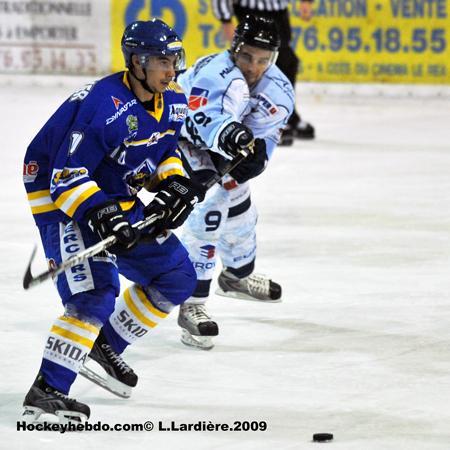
255,93,278,115
194,261,216,270
219,66,234,78
167,41,182,50
45,336,88,363
188,87,209,111
169,103,188,122
126,114,138,133
118,310,148,337
106,99,137,125
51,167,88,188
23,161,39,183
111,96,123,110
200,245,215,259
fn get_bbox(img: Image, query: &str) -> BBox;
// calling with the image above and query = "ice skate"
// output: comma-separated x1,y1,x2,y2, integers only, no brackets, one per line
216,270,282,302
178,303,219,350
279,126,294,146
293,120,315,140
79,329,137,398
279,120,315,146
22,373,90,425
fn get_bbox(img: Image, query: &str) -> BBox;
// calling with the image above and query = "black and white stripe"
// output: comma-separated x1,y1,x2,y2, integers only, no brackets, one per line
212,0,291,21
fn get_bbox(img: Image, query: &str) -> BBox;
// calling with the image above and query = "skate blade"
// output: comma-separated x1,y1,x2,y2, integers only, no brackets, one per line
21,406,87,426
55,409,88,425
215,288,282,303
79,364,132,399
180,329,214,350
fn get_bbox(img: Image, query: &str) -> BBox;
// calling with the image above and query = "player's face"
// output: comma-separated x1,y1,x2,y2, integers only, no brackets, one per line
143,55,178,92
234,44,276,86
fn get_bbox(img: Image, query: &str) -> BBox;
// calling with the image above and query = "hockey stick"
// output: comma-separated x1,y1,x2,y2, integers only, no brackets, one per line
22,212,163,290
22,146,252,290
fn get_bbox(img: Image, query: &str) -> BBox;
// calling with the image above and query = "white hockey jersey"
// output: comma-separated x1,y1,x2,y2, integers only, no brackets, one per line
177,50,295,160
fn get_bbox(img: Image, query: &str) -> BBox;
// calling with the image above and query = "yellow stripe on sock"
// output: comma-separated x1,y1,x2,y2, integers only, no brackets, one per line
58,315,100,335
123,288,158,328
133,285,168,319
50,325,95,349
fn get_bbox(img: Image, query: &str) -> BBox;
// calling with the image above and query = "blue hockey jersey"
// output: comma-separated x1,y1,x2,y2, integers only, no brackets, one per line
23,72,188,226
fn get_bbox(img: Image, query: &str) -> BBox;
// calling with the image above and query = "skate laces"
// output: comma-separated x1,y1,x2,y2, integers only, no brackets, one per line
246,274,270,295
184,305,210,324
101,344,132,374
46,387,76,403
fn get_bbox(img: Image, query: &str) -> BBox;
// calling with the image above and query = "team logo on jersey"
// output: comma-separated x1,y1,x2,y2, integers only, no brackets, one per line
200,245,215,259
126,115,138,133
23,161,39,183
111,96,123,110
169,103,188,122
51,167,88,190
146,132,161,147
255,93,278,115
146,129,176,146
188,87,209,111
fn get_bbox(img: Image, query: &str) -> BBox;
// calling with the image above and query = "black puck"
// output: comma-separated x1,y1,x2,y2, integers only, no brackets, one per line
313,433,334,442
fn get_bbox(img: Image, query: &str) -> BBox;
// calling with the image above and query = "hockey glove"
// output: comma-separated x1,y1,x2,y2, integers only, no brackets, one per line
86,201,138,253
218,121,254,158
144,175,206,236
229,138,267,183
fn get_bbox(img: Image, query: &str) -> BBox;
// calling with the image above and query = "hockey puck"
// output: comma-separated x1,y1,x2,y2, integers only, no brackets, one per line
312,433,333,442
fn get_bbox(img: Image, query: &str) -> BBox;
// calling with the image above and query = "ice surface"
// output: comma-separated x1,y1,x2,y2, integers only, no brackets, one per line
1,77,450,449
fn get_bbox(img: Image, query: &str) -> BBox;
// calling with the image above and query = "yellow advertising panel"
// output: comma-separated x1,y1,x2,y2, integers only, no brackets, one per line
111,0,228,72
290,0,450,83
111,0,450,84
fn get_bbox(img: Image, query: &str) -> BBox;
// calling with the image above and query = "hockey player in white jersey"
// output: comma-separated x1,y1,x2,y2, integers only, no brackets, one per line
177,15,295,349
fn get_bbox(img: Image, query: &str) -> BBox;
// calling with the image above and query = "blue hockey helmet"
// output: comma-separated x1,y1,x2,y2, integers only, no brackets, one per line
121,19,185,71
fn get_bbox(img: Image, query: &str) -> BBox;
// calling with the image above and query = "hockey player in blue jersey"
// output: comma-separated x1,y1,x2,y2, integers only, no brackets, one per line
176,16,295,349
21,19,207,422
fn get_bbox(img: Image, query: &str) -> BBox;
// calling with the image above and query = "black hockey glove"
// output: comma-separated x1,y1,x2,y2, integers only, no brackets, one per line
144,175,206,236
86,201,138,253
229,138,268,183
218,121,254,158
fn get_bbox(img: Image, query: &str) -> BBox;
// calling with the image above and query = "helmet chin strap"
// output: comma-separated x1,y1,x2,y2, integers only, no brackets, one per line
129,64,155,95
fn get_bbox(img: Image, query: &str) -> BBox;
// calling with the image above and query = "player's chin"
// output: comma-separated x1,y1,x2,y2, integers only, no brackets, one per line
244,74,258,85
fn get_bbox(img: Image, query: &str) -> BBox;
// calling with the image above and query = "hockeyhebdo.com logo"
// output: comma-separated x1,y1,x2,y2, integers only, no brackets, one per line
17,420,154,433
17,419,268,433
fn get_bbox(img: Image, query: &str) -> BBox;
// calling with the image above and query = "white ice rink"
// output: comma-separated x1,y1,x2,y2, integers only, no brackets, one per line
1,77,450,449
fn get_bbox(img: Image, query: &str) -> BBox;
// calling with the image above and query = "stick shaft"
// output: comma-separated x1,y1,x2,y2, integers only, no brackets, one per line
23,148,251,290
